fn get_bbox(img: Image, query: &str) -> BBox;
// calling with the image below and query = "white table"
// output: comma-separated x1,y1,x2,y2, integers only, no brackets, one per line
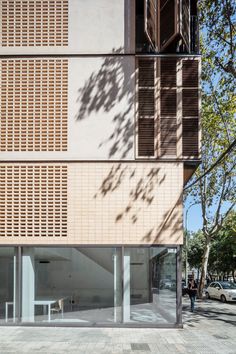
34,298,64,322
5,298,65,322
34,300,55,322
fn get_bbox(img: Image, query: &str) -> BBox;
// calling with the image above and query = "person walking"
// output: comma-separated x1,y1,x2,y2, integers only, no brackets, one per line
188,277,198,312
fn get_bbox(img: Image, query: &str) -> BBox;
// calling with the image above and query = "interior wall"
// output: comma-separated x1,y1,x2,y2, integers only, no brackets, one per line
35,248,114,305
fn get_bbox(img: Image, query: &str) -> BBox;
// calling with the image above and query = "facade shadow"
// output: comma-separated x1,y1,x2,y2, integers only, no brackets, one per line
182,303,236,326
75,48,134,159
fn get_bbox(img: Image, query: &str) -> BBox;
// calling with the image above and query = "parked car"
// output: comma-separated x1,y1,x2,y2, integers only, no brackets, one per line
205,281,236,302
160,279,172,289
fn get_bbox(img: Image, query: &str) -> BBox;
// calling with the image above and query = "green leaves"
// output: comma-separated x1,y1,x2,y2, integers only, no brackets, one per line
185,1,236,291
186,0,236,229
186,211,236,276
199,0,236,83
209,211,236,274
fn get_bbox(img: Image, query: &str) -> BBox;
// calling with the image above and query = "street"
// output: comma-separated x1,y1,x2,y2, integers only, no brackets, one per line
0,297,235,353
183,295,236,328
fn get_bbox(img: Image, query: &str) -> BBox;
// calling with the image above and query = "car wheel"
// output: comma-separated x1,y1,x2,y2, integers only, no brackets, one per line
205,292,210,299
221,295,226,303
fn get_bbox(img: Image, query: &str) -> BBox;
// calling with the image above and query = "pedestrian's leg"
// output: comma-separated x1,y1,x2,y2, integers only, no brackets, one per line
191,296,196,312
190,296,194,311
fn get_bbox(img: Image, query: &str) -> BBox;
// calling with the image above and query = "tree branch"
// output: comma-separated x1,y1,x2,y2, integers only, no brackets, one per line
213,163,227,227
209,83,231,144
215,57,236,78
200,174,209,235
225,0,235,58
211,202,236,238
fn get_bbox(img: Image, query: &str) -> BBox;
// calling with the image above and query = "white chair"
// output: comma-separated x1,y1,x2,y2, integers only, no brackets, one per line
50,298,64,318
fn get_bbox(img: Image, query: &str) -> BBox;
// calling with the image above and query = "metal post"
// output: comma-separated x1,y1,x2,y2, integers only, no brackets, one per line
176,245,182,326
185,202,196,286
15,246,22,323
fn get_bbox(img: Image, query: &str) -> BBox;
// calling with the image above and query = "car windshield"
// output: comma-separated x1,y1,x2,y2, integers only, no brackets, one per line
220,282,236,289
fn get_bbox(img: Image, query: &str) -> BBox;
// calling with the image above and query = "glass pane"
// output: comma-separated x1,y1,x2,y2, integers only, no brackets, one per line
124,247,177,324
21,247,122,324
0,248,16,323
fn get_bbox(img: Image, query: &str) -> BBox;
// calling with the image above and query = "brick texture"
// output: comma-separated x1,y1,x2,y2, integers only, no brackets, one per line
0,162,183,245
0,0,68,47
0,59,68,152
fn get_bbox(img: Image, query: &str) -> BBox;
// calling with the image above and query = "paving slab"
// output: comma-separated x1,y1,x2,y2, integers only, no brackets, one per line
0,298,235,354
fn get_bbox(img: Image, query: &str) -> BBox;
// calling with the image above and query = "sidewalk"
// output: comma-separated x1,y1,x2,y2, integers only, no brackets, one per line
0,297,235,354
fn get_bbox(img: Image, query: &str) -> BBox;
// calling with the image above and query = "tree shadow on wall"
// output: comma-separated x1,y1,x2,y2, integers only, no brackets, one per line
75,48,134,159
141,196,183,244
93,163,182,243
94,164,166,225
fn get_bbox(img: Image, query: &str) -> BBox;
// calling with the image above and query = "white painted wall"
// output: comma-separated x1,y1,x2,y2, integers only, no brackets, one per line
68,56,135,160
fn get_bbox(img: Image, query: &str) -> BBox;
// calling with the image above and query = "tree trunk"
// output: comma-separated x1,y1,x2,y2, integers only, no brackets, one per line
198,238,211,298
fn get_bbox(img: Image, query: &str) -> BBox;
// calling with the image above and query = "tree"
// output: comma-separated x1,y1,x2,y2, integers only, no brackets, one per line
200,0,236,80
185,0,236,297
209,211,236,280
186,212,236,284
187,231,204,272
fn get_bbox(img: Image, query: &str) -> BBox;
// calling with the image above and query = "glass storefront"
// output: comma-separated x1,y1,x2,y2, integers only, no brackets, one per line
124,248,176,324
0,246,179,326
0,248,16,323
21,247,122,324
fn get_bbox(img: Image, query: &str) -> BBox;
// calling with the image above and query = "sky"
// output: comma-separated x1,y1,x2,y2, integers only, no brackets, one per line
184,200,203,233
184,198,235,234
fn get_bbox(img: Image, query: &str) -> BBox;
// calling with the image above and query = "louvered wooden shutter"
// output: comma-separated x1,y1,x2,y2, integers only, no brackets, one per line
182,59,199,157
137,59,155,157
144,0,157,50
159,0,190,52
183,119,198,156
136,57,200,159
183,89,198,117
159,0,176,51
180,0,190,52
182,60,198,87
160,58,177,156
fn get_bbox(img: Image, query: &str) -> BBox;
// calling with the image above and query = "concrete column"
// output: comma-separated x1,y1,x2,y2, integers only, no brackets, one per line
22,248,35,322
123,249,130,322
113,249,122,323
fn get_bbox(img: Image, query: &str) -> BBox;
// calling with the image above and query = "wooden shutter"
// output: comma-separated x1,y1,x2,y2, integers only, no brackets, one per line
159,0,176,51
182,60,198,87
182,59,199,157
137,59,155,157
180,0,190,51
182,119,198,156
160,118,177,156
159,0,190,52
160,58,177,156
139,89,155,116
138,119,155,156
183,89,198,117
144,0,157,50
160,58,177,87
161,90,177,116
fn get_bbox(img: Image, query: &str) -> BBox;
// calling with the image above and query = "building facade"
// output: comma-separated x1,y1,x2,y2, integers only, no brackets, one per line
0,0,200,327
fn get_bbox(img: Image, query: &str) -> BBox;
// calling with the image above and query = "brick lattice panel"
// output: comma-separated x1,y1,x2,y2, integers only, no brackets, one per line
0,59,68,151
0,0,68,47
0,165,67,238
